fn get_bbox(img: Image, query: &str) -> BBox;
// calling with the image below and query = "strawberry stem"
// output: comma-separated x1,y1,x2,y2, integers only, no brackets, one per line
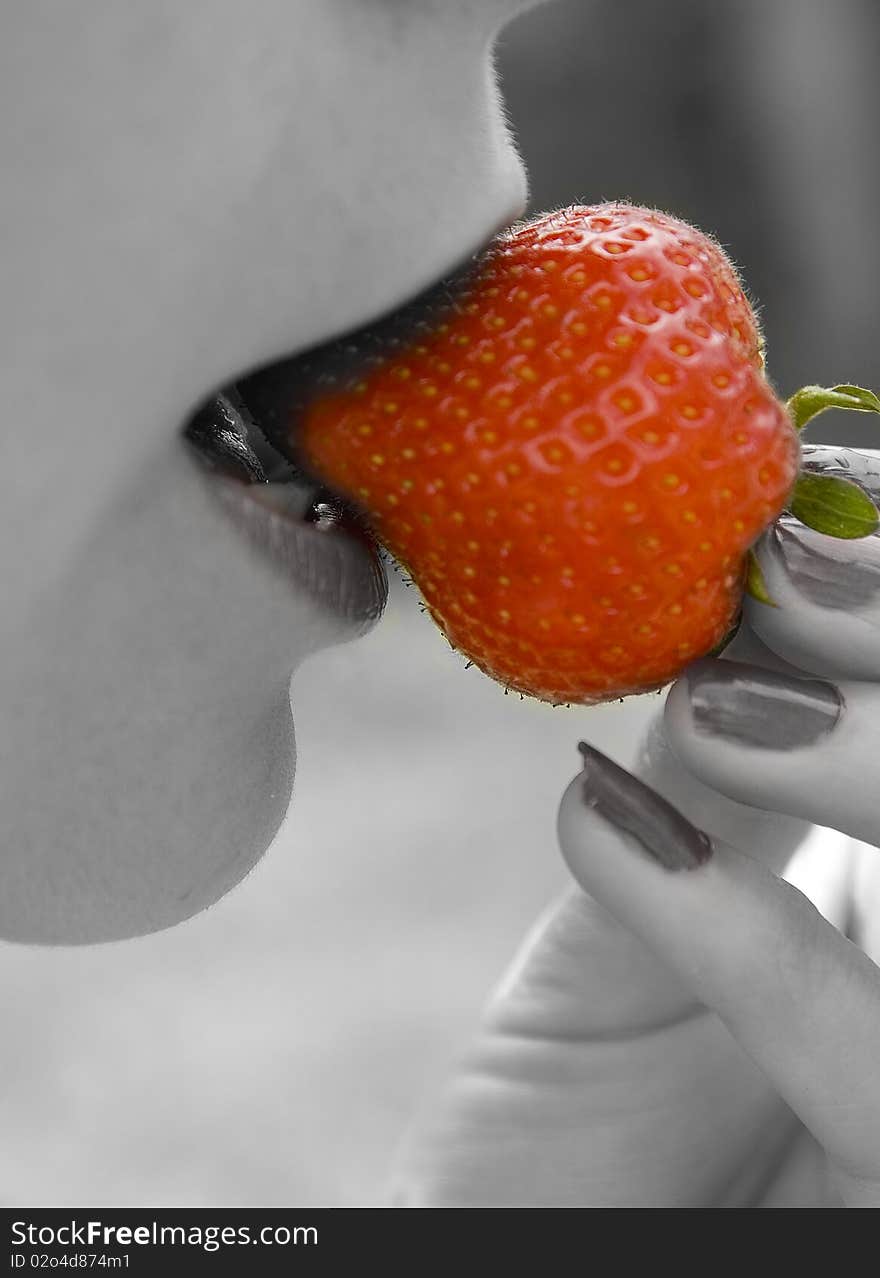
745,548,778,607
782,382,880,540
786,383,880,434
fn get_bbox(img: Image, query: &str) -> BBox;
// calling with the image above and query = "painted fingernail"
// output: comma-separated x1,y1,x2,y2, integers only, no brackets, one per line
765,514,880,611
685,658,843,749
577,742,712,872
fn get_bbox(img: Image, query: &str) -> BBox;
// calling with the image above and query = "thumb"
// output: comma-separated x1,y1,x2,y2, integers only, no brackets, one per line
558,747,880,1202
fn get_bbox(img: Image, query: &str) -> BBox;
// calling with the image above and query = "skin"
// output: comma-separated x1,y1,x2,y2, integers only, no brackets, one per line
5,0,880,1207
395,511,880,1206
1,0,532,941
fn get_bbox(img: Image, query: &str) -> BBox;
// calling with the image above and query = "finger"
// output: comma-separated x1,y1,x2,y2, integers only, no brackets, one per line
486,700,854,1042
659,445,880,861
744,445,880,681
393,742,853,1208
634,636,816,877
558,747,880,1203
632,606,862,888
664,656,880,849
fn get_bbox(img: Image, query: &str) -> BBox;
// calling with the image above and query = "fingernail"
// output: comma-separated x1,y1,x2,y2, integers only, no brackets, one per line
577,742,712,872
685,658,843,749
765,515,880,611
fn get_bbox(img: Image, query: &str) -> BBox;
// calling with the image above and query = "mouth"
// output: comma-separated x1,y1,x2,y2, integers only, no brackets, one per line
181,239,499,632
182,385,387,631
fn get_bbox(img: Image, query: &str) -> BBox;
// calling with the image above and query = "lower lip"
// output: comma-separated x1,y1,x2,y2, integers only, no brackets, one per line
206,472,388,630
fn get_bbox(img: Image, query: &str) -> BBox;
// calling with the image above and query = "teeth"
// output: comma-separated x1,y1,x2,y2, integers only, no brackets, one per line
307,501,341,532
241,480,322,522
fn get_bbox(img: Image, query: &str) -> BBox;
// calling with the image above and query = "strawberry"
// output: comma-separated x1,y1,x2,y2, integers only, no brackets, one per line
239,203,880,705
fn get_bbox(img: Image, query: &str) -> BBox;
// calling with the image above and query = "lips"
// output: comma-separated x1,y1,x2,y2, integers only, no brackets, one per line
184,388,387,631
183,240,500,634
182,224,528,634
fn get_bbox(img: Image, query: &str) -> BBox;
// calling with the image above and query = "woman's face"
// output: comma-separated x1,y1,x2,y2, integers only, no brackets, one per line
1,0,536,942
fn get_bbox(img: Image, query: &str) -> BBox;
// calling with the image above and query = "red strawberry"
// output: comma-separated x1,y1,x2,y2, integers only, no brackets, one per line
239,203,879,705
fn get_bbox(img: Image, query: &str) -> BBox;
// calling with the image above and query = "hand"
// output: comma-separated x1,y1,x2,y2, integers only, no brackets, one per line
393,445,880,1208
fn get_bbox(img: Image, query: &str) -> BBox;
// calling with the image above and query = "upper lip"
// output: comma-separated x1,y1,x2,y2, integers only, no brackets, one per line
183,385,304,487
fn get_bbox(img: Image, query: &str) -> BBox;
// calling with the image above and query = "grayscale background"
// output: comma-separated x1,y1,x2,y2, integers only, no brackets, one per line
2,0,877,1206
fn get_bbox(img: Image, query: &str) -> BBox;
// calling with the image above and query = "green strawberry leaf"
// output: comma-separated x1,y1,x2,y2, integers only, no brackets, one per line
745,548,778,607
786,383,880,434
789,471,880,539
